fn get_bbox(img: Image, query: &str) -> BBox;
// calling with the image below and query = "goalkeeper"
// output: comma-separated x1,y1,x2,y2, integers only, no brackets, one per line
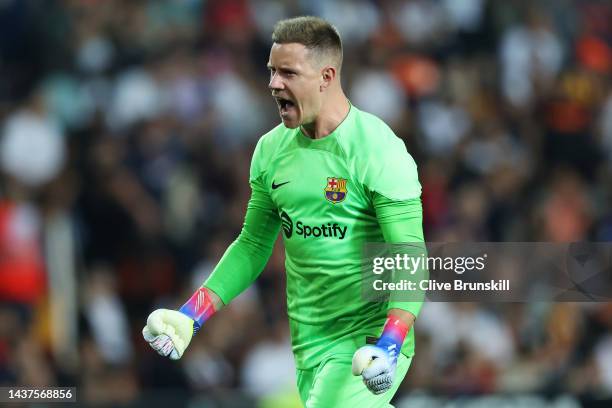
143,16,425,408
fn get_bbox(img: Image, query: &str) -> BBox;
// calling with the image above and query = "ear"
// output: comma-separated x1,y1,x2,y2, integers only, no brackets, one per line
320,66,337,91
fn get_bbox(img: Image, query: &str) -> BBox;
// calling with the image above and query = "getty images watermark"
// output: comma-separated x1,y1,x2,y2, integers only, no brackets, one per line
362,242,612,302
371,251,510,292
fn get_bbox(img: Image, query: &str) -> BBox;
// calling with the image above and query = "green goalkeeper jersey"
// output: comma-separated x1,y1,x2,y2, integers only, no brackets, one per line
205,104,424,369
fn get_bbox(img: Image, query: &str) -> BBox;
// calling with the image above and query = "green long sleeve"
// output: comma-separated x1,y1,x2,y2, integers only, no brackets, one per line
373,193,426,318
203,177,280,305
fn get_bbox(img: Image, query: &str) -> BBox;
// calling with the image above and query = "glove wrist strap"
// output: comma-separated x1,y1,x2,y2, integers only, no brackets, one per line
179,287,217,332
376,314,409,362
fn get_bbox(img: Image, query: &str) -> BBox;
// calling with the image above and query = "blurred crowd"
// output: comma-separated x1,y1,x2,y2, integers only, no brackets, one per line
1,0,612,406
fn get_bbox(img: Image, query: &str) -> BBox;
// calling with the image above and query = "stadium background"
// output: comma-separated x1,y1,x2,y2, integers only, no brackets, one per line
1,0,612,407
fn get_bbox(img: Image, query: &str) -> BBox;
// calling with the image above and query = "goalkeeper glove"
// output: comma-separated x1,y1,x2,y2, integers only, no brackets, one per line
142,287,217,360
352,314,409,394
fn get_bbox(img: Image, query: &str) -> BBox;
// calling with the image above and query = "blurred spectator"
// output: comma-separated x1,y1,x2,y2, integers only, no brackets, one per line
500,8,563,109
1,92,66,187
418,99,471,156
83,265,133,365
350,68,405,126
241,320,295,399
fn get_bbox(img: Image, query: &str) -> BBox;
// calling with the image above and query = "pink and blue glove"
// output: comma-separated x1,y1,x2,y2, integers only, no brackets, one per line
352,314,410,394
142,287,217,360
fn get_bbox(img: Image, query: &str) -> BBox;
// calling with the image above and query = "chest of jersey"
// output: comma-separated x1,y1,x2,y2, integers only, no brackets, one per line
269,148,356,209
266,147,376,246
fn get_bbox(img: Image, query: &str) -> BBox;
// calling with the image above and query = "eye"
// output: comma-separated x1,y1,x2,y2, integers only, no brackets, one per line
279,69,297,78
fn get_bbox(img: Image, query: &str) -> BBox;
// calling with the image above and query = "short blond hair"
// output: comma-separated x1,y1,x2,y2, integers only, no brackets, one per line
272,16,343,71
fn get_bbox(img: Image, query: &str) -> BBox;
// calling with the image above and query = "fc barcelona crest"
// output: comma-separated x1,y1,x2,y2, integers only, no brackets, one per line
324,177,348,204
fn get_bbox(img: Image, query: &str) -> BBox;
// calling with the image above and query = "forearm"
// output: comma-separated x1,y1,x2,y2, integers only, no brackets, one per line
374,194,426,320
203,238,269,305
181,178,280,327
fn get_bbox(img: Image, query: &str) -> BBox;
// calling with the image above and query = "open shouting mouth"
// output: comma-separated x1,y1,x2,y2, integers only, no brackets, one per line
274,96,296,117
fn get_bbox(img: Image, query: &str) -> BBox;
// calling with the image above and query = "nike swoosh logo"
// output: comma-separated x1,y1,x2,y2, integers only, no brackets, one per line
272,181,290,189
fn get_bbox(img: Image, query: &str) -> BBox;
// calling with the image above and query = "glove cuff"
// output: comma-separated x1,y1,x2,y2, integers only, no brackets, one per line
376,314,409,362
179,287,217,332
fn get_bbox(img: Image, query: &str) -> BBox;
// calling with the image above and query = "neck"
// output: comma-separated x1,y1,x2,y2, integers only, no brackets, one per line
301,90,350,139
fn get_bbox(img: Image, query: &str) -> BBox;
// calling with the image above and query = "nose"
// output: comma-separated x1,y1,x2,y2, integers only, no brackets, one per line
268,72,284,91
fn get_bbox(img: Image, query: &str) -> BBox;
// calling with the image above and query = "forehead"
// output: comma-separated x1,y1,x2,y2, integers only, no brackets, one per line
268,42,312,67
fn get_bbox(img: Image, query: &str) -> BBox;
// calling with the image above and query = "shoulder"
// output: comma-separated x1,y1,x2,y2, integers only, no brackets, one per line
340,106,421,200
338,107,407,157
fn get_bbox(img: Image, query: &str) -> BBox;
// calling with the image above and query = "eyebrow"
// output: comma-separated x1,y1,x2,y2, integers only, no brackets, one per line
267,63,297,71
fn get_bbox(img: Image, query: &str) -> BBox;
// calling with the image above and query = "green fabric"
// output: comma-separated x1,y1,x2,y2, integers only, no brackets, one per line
205,104,424,369
296,353,412,408
374,194,426,318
